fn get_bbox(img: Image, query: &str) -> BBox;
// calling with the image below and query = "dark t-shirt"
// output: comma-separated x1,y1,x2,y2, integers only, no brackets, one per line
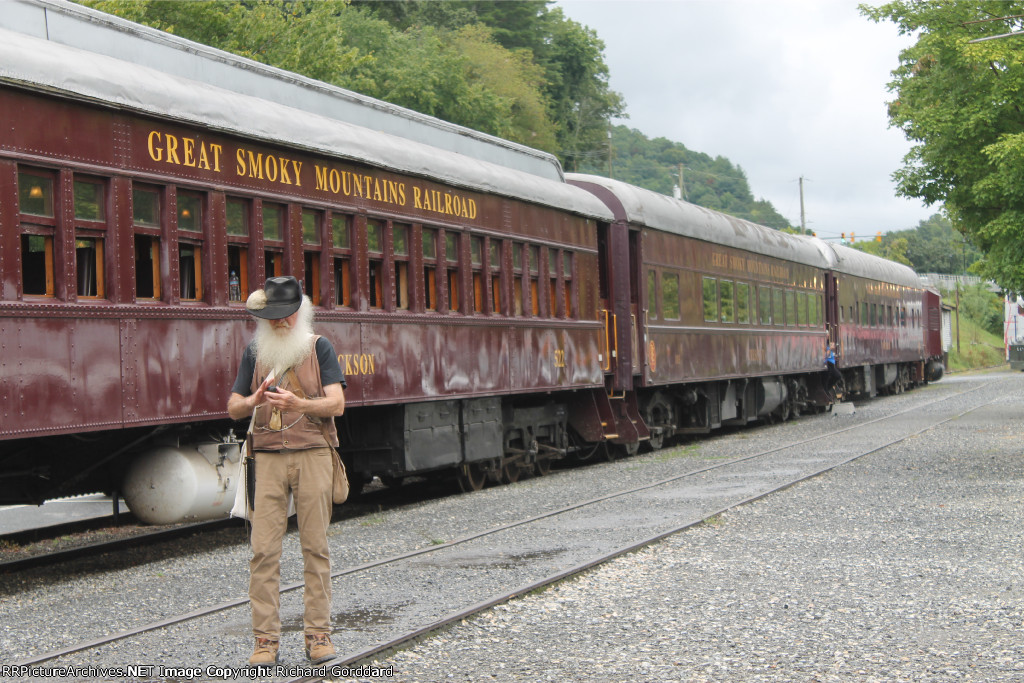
231,336,346,396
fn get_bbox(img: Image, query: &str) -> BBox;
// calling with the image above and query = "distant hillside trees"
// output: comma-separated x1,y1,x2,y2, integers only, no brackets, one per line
579,125,794,230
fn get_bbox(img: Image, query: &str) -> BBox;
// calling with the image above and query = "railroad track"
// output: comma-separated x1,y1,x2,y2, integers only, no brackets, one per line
5,377,1010,681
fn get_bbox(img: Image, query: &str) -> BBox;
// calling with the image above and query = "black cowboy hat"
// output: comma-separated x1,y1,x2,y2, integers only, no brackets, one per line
245,275,303,320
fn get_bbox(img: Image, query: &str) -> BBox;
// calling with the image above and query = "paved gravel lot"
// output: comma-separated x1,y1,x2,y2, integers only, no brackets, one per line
349,373,1024,682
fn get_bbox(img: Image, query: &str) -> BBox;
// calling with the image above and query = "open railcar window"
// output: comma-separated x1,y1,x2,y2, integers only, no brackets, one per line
422,227,437,311
490,240,502,314
332,214,352,307
393,223,410,310
73,178,106,299
262,202,285,279
226,198,250,302
132,186,162,300
367,219,384,309
302,209,322,306
563,252,574,319
177,191,203,301
445,232,460,313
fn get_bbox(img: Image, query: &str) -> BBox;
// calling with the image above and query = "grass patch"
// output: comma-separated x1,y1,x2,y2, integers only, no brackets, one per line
946,316,1007,371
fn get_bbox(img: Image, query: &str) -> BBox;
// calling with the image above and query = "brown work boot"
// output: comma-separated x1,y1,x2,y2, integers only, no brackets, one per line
305,632,336,663
249,637,279,666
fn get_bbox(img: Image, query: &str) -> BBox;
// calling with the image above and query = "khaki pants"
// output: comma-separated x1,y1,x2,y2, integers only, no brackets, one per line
250,447,333,638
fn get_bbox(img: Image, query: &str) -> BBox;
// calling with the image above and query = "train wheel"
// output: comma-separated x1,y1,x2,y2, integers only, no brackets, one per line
646,430,665,451
500,459,521,485
456,463,487,492
534,457,552,476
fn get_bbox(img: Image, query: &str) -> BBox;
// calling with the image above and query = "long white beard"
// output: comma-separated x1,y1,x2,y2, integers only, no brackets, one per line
254,296,315,376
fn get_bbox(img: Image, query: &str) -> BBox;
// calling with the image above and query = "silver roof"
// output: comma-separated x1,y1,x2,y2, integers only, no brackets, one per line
827,243,924,289
567,174,833,269
0,28,613,222
0,0,564,181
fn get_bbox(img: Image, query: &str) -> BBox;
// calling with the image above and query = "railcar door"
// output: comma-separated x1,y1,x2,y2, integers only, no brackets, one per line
825,273,840,348
598,221,634,391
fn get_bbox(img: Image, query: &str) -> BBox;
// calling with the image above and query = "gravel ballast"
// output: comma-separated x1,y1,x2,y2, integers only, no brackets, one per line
349,373,1024,682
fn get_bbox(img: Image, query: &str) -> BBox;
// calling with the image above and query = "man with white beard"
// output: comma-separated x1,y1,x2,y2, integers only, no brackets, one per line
227,276,345,666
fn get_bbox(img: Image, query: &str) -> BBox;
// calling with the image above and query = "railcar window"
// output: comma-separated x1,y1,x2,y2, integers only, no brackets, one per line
773,288,784,326
512,242,524,316
901,306,907,327
445,232,460,312
815,295,823,327
861,302,869,327
785,291,796,326
647,270,657,321
177,191,204,301
134,234,160,299
19,172,54,217
73,178,107,299
302,210,322,306
332,214,352,307
368,219,384,309
735,282,750,324
662,273,680,320
422,227,437,311
758,286,771,325
887,305,894,327
563,252,574,318
720,280,734,323
548,249,558,317
870,303,877,327
529,245,540,316
394,223,410,310
471,236,485,313
132,188,160,227
702,277,717,322
132,186,162,300
178,242,202,301
262,202,285,278
178,193,202,233
18,171,57,297
20,235,54,296
797,292,808,327
226,198,250,302
490,240,502,314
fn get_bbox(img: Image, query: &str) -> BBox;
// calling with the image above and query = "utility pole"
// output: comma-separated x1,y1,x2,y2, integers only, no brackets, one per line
607,129,612,179
799,176,806,232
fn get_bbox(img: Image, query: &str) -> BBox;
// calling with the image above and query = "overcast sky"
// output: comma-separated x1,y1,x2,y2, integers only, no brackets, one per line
557,0,936,241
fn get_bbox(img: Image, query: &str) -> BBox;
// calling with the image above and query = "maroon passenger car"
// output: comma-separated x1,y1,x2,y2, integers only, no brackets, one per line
0,25,613,518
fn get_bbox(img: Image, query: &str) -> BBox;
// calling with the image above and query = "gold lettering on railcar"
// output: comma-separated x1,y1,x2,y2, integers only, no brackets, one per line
554,348,566,368
709,249,791,282
235,149,303,187
337,353,377,376
143,128,478,218
147,131,223,172
748,347,766,363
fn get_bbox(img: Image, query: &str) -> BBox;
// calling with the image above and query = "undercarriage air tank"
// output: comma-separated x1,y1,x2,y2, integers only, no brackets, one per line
122,442,241,524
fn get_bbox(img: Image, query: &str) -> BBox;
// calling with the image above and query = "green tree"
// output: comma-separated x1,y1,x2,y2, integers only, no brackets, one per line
350,1,625,168
861,1,1024,291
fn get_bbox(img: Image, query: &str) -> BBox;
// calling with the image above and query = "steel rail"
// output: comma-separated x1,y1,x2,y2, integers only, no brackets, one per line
10,378,1002,669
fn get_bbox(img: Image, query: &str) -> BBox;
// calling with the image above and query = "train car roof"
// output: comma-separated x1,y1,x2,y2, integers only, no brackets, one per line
0,0,565,181
827,243,925,289
0,28,614,222
567,173,833,269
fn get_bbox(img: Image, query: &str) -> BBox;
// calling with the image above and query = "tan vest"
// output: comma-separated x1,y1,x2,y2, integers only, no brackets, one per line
250,335,340,451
